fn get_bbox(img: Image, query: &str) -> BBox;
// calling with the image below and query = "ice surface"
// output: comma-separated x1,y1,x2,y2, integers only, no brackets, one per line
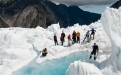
100,7,121,75
12,52,89,75
67,7,121,75
12,51,109,75
0,9,113,75
0,22,111,75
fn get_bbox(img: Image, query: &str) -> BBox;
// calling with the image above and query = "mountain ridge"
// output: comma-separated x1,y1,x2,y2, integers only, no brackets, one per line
111,0,121,9
0,0,101,28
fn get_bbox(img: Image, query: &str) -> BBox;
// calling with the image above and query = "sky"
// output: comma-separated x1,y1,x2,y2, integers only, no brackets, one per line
49,0,118,14
80,4,112,14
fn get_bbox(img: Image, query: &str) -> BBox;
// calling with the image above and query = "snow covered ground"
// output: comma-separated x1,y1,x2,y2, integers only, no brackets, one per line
67,7,121,75
1,6,119,75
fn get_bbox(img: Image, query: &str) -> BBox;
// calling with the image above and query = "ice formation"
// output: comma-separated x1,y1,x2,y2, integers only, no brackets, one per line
67,7,121,75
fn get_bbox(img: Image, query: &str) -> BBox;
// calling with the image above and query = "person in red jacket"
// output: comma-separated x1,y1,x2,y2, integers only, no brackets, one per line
67,34,71,46
54,34,58,45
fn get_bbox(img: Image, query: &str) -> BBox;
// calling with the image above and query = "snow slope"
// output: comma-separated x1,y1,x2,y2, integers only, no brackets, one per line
67,7,121,75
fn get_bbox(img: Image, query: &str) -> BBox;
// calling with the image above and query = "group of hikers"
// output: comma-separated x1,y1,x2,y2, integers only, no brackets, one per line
54,30,81,46
42,28,99,60
54,28,96,46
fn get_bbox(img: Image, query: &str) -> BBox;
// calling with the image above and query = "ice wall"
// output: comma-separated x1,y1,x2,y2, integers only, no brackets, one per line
100,7,121,75
66,61,103,75
67,7,121,75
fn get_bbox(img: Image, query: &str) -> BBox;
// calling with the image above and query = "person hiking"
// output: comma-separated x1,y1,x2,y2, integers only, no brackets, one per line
83,30,90,42
61,31,65,45
72,30,76,44
90,28,96,39
54,34,58,45
42,48,48,57
67,34,71,46
89,43,99,60
76,31,80,43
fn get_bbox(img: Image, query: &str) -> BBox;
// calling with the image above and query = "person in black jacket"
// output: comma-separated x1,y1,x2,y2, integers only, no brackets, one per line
60,31,65,45
72,30,76,44
42,48,48,57
89,43,99,60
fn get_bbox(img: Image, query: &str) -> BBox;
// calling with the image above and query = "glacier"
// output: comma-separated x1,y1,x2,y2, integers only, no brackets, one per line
0,6,120,75
0,21,110,75
67,7,121,75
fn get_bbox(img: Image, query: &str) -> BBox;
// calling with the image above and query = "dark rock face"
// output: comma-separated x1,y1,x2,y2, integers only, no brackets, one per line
0,0,101,28
111,0,121,9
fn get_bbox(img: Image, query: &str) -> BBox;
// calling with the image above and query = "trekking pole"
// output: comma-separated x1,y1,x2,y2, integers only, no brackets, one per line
96,51,99,59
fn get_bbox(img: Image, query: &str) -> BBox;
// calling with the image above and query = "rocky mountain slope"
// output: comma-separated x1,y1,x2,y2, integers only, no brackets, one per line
0,0,101,28
111,0,121,9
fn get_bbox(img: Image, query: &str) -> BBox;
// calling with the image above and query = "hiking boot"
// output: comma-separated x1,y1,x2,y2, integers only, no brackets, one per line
89,56,92,59
94,57,96,60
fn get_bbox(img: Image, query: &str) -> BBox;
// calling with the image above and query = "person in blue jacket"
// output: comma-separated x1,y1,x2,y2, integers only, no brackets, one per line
90,28,96,39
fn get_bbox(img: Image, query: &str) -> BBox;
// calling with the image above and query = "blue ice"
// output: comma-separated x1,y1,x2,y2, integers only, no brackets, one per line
12,51,90,75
